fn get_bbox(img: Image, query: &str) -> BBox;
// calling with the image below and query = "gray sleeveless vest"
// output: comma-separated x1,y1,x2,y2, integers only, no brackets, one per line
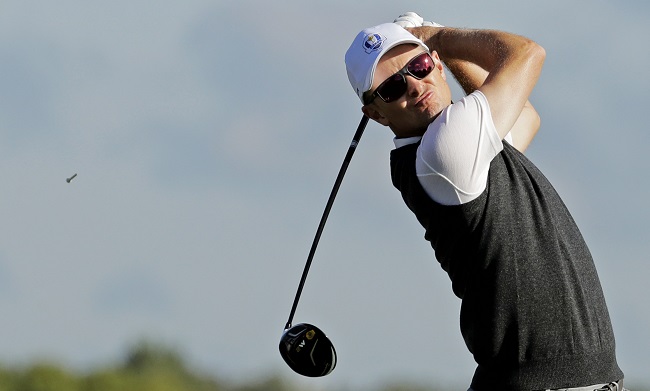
390,141,623,390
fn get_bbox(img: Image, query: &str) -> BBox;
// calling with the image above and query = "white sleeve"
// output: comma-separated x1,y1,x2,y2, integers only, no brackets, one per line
415,91,504,205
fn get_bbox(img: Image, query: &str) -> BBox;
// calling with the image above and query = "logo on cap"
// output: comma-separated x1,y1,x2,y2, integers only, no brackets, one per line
363,33,385,54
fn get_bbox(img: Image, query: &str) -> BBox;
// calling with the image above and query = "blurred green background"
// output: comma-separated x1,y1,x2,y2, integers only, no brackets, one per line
0,342,646,391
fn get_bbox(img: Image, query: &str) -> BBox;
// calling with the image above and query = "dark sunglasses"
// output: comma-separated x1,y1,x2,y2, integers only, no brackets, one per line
366,52,435,104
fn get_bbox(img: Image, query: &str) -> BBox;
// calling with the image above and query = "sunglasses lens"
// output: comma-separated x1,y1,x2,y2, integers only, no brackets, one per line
376,74,407,103
408,53,434,78
375,53,434,103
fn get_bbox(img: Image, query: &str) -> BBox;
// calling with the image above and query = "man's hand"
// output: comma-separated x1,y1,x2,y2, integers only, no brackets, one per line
393,12,443,28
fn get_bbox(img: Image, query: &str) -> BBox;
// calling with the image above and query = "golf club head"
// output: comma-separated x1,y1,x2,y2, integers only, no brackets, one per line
279,323,337,377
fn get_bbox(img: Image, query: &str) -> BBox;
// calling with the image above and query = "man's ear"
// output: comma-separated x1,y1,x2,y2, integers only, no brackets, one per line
430,50,447,81
362,104,389,127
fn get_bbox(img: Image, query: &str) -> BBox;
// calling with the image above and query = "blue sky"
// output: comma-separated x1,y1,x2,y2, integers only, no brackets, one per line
0,0,648,389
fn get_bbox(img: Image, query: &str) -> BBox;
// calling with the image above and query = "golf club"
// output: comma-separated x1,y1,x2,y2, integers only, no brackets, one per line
279,115,369,377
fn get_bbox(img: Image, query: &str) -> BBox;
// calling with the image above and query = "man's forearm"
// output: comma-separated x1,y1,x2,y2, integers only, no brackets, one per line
416,27,532,73
444,58,488,95
446,57,541,153
447,58,540,152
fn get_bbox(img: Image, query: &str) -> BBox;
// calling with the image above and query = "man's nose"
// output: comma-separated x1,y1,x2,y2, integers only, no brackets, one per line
406,75,424,98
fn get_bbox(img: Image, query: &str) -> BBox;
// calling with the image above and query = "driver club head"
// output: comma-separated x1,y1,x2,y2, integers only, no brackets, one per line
279,323,337,377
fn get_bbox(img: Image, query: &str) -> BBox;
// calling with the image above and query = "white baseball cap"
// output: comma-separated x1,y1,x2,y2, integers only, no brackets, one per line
345,23,429,103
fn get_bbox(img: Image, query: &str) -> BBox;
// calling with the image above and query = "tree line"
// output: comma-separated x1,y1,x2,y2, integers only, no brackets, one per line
0,342,279,391
0,343,644,391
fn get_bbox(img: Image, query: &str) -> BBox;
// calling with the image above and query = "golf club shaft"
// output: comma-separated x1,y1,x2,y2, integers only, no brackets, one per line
284,115,369,330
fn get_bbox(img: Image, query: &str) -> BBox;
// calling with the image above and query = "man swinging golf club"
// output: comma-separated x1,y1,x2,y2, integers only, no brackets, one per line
344,12,625,391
